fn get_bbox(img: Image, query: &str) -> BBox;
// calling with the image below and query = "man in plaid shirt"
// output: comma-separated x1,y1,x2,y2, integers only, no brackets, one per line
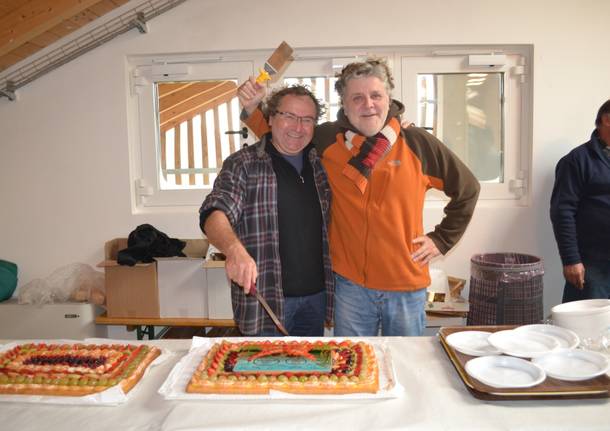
199,85,333,336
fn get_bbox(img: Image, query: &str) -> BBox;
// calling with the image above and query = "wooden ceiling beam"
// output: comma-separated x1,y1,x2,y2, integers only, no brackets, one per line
0,1,27,16
0,0,101,58
0,51,21,71
9,41,41,59
160,85,238,132
159,81,230,113
159,81,237,123
158,82,194,98
87,0,118,17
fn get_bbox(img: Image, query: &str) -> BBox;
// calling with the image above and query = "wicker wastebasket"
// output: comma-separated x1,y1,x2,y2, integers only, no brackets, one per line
467,253,544,325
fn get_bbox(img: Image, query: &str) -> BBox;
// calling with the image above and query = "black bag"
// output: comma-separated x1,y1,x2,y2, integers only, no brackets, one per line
117,224,186,266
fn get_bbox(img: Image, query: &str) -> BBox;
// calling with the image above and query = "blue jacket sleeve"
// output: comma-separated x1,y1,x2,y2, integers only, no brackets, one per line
550,156,583,265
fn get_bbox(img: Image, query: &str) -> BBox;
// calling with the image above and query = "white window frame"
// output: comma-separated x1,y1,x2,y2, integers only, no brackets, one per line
126,46,532,213
127,57,254,211
401,53,526,201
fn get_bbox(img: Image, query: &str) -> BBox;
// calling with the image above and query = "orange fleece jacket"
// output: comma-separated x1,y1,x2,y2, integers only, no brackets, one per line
245,103,479,290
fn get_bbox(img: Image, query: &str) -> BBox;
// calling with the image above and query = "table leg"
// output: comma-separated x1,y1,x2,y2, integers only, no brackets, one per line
136,325,155,340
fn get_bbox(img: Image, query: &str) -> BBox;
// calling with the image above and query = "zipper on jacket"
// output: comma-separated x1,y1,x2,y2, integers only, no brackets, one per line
363,175,373,286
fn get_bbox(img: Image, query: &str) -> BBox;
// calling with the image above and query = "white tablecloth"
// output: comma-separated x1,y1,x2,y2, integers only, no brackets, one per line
1,337,608,431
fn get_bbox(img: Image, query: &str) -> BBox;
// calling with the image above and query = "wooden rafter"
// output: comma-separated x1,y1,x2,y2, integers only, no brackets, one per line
0,0,186,82
0,0,102,58
158,81,236,113
159,80,238,133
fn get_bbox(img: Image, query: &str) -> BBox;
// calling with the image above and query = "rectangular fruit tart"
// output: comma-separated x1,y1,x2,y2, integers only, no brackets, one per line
186,339,379,395
0,342,161,396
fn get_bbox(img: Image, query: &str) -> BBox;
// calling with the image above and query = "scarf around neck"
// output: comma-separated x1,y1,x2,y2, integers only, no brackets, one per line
337,100,404,194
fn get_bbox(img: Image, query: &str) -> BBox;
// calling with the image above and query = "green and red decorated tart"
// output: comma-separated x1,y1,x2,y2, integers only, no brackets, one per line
0,342,160,396
187,340,379,395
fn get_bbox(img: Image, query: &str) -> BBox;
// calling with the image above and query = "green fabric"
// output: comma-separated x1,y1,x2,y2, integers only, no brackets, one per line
0,260,18,301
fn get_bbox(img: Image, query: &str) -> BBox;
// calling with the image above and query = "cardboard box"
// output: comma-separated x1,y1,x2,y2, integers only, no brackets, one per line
0,299,107,339
426,299,469,314
98,238,208,318
158,257,207,318
426,276,469,315
204,263,233,319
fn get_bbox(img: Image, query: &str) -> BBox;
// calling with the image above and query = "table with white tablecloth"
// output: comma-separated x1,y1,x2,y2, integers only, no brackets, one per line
1,337,608,431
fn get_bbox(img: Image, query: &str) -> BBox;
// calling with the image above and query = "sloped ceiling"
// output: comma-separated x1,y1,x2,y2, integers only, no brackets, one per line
0,0,187,100
0,0,130,73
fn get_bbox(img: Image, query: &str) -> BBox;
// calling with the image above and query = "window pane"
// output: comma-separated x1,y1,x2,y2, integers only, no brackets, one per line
283,76,339,122
156,80,239,190
417,73,504,183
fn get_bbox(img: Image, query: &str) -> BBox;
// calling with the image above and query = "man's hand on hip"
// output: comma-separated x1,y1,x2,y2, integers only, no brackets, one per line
411,235,441,266
563,263,585,290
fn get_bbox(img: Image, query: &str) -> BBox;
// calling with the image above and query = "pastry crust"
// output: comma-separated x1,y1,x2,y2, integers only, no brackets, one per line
0,343,160,397
186,340,379,395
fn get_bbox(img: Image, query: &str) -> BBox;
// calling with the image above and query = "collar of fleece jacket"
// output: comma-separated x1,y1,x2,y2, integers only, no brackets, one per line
335,99,405,135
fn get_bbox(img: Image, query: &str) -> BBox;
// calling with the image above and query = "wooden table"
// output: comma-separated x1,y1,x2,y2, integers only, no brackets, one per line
95,312,466,339
95,313,236,339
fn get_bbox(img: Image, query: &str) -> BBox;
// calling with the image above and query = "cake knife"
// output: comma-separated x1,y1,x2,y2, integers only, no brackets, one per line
249,284,290,336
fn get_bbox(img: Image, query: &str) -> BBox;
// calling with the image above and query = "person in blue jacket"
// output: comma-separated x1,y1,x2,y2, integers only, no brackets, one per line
550,99,610,302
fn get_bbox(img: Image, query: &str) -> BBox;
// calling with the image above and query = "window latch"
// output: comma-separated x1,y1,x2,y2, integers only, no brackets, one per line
136,179,153,199
225,127,248,139
509,177,527,198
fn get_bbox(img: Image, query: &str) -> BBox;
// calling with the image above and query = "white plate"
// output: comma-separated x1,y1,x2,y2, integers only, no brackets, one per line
445,331,501,356
515,324,580,349
488,330,560,358
532,349,610,381
465,355,546,388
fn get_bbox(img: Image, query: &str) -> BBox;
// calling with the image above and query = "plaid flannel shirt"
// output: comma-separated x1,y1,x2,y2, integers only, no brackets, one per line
199,134,333,335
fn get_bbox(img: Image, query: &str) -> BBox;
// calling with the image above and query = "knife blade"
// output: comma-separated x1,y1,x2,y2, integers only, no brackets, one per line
249,284,289,336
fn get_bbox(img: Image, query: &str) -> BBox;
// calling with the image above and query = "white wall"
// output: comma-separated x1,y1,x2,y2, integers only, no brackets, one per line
1,0,609,318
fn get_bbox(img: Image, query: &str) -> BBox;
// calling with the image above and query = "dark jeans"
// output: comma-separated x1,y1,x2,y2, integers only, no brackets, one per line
258,290,326,337
562,258,610,302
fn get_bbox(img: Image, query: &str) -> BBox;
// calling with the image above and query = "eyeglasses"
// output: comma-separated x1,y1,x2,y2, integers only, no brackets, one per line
274,111,316,127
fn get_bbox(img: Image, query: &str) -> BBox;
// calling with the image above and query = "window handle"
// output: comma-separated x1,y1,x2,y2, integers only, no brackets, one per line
225,127,248,139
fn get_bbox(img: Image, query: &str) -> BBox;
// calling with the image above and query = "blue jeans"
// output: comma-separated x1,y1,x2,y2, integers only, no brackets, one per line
333,273,426,336
562,259,610,302
258,290,326,337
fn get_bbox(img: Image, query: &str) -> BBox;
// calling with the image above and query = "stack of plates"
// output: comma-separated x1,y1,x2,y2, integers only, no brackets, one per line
448,325,608,388
515,324,580,349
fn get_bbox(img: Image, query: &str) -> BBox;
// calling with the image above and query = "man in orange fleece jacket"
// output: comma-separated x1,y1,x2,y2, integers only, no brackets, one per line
239,59,480,336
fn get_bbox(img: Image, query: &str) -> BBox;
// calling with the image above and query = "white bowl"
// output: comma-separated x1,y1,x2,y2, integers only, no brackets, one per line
551,299,610,340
